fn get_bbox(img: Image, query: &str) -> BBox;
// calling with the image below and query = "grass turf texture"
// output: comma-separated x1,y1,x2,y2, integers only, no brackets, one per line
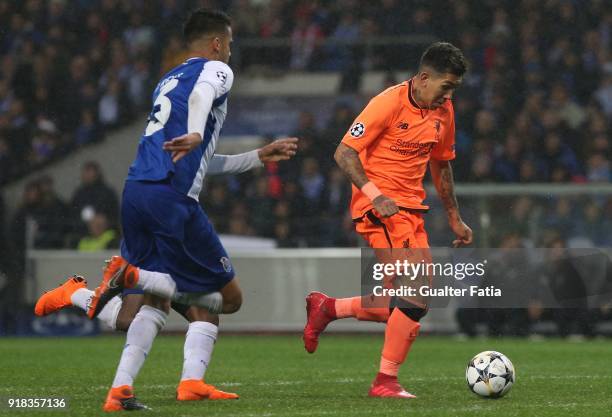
1,335,611,416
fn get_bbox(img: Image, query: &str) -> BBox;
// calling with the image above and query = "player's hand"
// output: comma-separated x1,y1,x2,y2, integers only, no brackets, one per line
258,137,298,162
372,195,399,218
163,132,203,163
450,218,473,247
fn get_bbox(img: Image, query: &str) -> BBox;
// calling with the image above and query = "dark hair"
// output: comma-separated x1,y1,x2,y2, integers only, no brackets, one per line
419,42,467,76
183,9,231,44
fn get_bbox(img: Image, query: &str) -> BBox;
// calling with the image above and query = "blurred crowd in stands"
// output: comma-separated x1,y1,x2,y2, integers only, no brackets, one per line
0,1,611,248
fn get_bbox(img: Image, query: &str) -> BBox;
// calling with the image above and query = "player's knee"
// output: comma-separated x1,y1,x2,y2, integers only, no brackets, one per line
398,306,428,322
185,306,220,325
144,294,171,314
223,291,242,314
115,314,133,332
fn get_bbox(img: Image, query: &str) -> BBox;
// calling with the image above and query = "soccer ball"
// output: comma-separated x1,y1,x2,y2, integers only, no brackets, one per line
466,351,515,398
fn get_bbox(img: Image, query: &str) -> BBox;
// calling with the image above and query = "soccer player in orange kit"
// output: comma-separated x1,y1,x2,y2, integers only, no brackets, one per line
303,42,473,398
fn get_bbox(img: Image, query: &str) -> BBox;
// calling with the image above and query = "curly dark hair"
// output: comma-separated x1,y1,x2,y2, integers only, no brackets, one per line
419,42,468,76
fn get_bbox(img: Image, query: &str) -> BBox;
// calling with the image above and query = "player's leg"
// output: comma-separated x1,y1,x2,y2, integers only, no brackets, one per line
34,274,125,330
176,277,242,314
303,215,393,353
103,294,169,411
100,181,174,411
115,292,145,331
369,213,430,398
173,304,239,401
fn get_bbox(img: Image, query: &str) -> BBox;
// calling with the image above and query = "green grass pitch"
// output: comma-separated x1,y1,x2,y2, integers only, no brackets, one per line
1,334,611,416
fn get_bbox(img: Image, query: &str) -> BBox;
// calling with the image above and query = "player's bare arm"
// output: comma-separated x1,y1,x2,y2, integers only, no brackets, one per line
258,137,299,162
334,142,398,217
429,159,472,247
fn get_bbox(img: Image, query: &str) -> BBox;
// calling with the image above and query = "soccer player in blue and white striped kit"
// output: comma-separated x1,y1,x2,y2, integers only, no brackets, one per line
84,9,297,411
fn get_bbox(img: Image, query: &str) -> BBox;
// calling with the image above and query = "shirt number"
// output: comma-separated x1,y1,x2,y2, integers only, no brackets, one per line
145,78,179,136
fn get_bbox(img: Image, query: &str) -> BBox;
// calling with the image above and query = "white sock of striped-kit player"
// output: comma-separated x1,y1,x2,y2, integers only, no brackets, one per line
71,288,122,329
70,268,223,325
71,288,218,382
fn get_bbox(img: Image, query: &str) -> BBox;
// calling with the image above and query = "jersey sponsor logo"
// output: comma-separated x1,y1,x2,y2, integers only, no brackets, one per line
349,122,365,138
390,139,435,157
396,121,409,130
216,71,228,84
220,256,232,273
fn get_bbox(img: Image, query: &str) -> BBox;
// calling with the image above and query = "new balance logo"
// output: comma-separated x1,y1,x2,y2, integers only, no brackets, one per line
396,122,409,130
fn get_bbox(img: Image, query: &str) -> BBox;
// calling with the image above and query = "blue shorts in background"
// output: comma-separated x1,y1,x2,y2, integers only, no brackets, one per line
120,180,235,294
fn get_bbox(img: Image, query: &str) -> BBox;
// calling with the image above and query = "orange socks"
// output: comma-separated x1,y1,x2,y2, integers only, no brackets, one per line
335,297,391,322
380,308,421,375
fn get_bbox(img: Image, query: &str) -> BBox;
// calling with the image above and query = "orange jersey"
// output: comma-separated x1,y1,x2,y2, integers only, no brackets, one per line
341,80,456,219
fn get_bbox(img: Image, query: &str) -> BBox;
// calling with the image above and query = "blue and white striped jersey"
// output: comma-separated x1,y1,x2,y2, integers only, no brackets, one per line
127,57,234,200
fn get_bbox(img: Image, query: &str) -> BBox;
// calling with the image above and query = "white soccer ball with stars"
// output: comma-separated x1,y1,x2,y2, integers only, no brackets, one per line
466,351,515,398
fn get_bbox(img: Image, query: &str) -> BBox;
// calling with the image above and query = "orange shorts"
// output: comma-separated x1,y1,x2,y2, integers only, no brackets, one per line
355,209,432,309
354,209,429,249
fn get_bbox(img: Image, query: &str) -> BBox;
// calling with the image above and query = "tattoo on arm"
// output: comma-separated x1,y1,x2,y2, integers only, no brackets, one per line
334,143,370,188
431,160,460,221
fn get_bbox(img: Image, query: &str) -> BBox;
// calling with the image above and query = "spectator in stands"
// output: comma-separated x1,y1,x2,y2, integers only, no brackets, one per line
0,136,13,183
247,176,276,237
320,167,351,246
70,161,119,237
289,13,323,70
203,180,232,234
540,131,581,181
494,134,524,182
594,72,612,117
77,212,119,252
537,234,597,338
74,109,102,145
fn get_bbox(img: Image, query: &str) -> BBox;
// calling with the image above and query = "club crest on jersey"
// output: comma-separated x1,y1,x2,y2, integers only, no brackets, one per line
350,122,365,138
220,256,232,273
216,71,227,84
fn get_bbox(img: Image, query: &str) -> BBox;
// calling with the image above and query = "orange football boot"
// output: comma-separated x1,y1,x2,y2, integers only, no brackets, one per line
34,275,87,316
176,380,239,401
87,256,139,319
103,385,149,412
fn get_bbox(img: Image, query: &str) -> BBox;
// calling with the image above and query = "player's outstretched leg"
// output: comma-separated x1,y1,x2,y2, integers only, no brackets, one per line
35,274,126,330
303,292,391,353
88,257,229,319
34,275,88,316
